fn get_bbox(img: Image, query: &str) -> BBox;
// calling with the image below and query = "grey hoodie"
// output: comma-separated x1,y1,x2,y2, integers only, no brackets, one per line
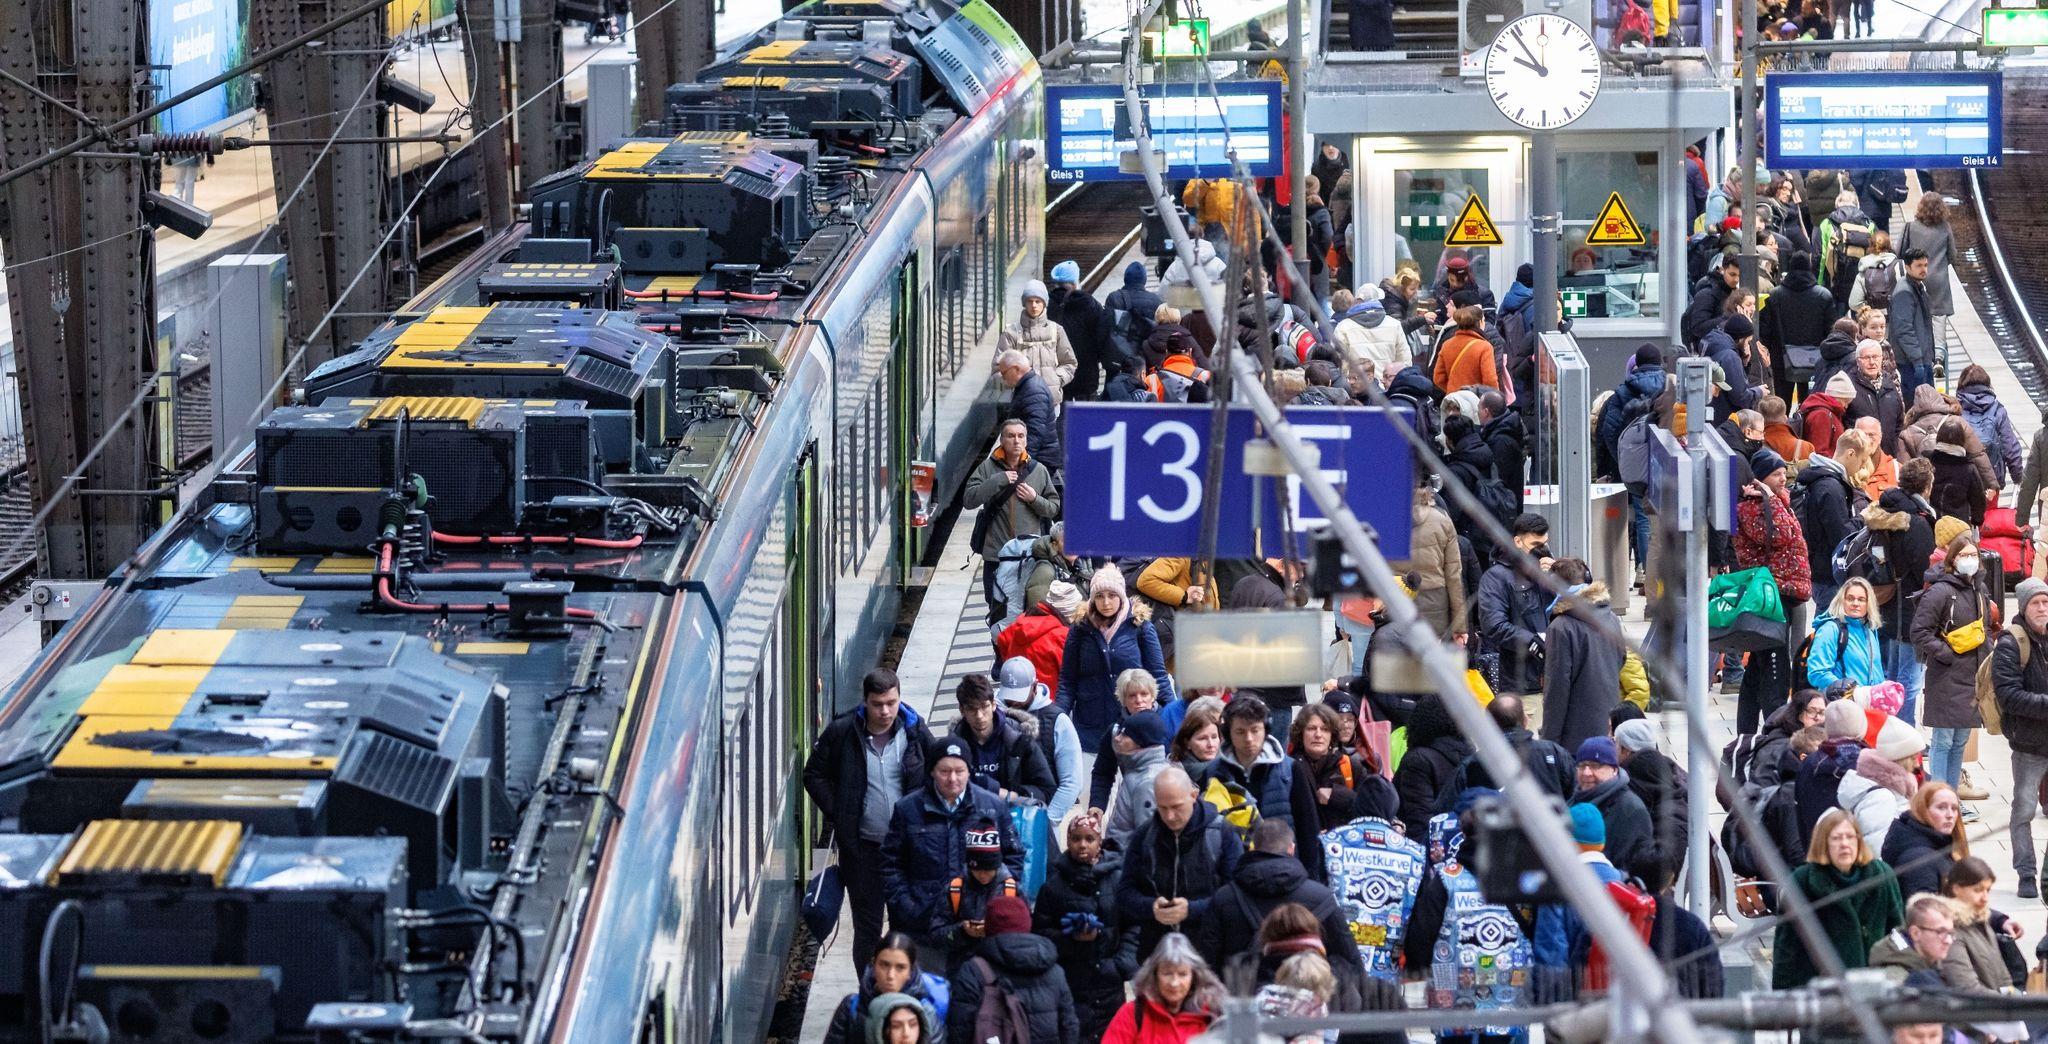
1105,744,1168,850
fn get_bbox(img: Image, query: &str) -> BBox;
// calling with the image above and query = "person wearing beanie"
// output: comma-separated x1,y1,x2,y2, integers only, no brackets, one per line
1932,515,1970,555
1995,576,2048,895
948,892,1080,1043
1797,370,1853,458
1104,709,1173,848
1735,437,1813,734
1614,719,1658,757
1614,717,1689,883
1911,533,1989,798
1060,566,1170,755
881,734,1022,976
1047,258,1115,402
996,277,1077,405
1532,801,1630,972
1192,819,1368,984
1699,311,1760,424
1837,715,1928,852
864,991,939,1044
924,809,1022,974
1105,260,1163,388
1843,338,1906,456
1797,698,1870,841
1570,736,1654,875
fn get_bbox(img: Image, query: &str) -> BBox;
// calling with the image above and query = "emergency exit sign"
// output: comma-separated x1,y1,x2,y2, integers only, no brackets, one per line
1984,7,2048,46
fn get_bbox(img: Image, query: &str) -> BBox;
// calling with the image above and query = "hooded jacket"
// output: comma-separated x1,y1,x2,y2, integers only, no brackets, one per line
1333,299,1409,383
1957,383,2025,489
1033,849,1138,1023
1771,860,1904,989
1627,748,1690,881
860,992,942,1044
1105,744,1169,850
1927,441,1988,527
1115,799,1245,958
1836,748,1918,852
1105,264,1163,358
1571,772,1655,876
822,968,951,1044
1598,366,1667,464
1795,738,1865,842
1140,321,1207,372
1878,810,1957,902
1214,735,1326,881
946,933,1080,1044
1899,385,1995,491
1761,269,1838,382
1051,282,1115,401
1910,569,1987,730
1798,393,1848,459
1391,695,1474,839
1845,368,1907,455
1058,601,1169,753
1682,274,1733,345
1941,899,2013,995
1809,327,1859,394
1192,850,1368,980
1542,582,1627,752
996,310,1078,403
1792,454,1855,585
1481,411,1529,513
1698,325,1756,423
1397,484,1466,639
950,711,1057,806
1864,489,1937,632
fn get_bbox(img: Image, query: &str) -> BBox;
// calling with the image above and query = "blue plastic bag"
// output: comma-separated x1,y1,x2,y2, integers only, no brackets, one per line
1010,804,1050,900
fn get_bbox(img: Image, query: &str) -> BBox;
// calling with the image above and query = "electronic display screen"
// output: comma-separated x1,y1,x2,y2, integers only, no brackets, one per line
1766,72,2002,169
1046,81,1283,183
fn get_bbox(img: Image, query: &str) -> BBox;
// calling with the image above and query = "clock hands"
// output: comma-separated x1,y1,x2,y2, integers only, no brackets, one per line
1511,27,1549,75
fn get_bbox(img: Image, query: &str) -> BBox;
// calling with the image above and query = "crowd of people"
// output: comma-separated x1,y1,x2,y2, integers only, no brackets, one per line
803,153,2048,1044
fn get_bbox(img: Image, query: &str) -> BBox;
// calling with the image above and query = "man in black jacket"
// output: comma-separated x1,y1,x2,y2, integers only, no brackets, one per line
881,738,1026,967
1478,393,1527,513
1391,693,1473,839
1569,737,1655,875
1843,339,1906,455
1115,766,1243,959
802,669,935,971
1475,514,1551,696
1681,254,1738,346
998,350,1063,472
1445,694,1575,802
1049,258,1114,402
1760,252,1839,401
1193,820,1368,981
950,673,1056,804
1993,577,2048,897
1791,451,1855,609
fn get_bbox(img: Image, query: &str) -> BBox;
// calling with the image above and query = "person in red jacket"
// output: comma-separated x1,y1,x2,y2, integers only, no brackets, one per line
995,580,1081,699
1099,932,1224,1043
1799,370,1854,459
1737,449,1815,734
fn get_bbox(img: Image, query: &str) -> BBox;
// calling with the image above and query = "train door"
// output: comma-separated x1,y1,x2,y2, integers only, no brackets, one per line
893,253,932,572
787,446,823,884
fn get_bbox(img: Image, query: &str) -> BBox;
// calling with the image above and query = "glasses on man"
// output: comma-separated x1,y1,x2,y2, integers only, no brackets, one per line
1909,922,1955,939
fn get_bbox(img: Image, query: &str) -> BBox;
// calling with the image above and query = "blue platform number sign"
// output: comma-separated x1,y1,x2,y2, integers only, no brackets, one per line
1062,404,1413,560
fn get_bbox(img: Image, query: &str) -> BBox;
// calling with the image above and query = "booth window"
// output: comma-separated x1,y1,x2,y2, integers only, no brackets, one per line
1556,150,1662,321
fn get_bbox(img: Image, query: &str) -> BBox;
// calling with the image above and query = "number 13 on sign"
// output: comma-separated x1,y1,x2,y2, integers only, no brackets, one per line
1087,420,1204,523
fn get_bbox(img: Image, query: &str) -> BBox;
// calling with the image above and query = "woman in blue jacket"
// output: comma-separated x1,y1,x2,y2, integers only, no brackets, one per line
1805,577,1888,691
1059,568,1170,754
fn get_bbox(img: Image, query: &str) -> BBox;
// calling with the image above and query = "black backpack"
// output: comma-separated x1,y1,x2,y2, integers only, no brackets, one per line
1792,614,1851,691
1720,780,1802,879
1860,260,1899,310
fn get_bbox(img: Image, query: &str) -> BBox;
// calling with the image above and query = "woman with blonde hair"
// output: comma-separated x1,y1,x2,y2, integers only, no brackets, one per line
1099,932,1224,1043
1882,780,1969,899
1771,808,1904,988
1806,576,1888,691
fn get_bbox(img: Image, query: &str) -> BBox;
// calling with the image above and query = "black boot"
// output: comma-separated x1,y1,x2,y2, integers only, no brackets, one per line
2019,877,2039,900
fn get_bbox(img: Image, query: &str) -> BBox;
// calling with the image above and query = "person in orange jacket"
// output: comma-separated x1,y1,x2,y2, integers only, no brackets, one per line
1430,303,1499,394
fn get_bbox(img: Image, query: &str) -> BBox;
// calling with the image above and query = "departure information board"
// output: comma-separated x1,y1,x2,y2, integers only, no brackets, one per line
1766,72,2002,169
1046,81,1283,183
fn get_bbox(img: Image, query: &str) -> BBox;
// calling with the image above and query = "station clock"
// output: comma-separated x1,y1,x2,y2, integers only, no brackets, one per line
1484,13,1602,131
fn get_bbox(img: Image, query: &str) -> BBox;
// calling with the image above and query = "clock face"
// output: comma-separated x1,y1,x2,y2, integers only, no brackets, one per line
1484,14,1602,131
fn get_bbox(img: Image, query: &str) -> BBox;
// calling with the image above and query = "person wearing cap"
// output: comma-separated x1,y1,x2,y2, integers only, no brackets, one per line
1613,719,1687,883
1837,715,1928,853
882,737,1023,975
1761,250,1840,402
1844,337,1906,455
1734,446,1812,735
1429,251,1495,322
966,416,1060,624
946,893,1079,1043
1911,532,1989,794
1103,709,1172,850
1541,558,1626,754
1993,577,2048,897
805,668,938,973
1192,818,1367,987
1049,258,1114,402
949,673,1056,808
994,279,1076,405
1115,765,1244,960
1530,803,1629,976
1059,567,1170,756
1796,699,1869,841
1475,513,1552,697
989,655,1083,824
1569,737,1654,876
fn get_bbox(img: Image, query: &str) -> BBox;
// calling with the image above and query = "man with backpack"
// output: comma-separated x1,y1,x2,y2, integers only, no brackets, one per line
1192,819,1368,983
1889,247,1938,403
1993,579,2048,899
1818,191,1877,314
946,894,1080,1043
1115,766,1244,960
1103,261,1161,380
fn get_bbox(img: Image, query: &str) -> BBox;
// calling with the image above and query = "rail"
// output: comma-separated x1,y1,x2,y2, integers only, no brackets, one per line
1967,167,2048,378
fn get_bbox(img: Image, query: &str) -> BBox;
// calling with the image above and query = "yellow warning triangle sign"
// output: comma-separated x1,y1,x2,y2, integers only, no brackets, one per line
1586,191,1647,247
1443,195,1503,248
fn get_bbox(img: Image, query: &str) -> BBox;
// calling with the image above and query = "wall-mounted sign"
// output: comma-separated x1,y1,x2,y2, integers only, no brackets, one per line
150,0,254,135
1046,80,1283,183
1765,71,2003,169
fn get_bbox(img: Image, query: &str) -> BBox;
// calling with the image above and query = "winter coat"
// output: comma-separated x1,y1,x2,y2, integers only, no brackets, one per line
881,780,1026,931
1698,326,1755,423
803,704,935,848
1105,271,1163,363
1889,274,1936,367
950,712,1057,806
1431,328,1499,393
1760,269,1838,380
1141,322,1206,372
822,968,952,1044
1397,484,1466,638
996,312,1078,403
1898,218,1955,316
1766,421,1816,464
1911,570,1987,729
1836,748,1918,853
1804,613,1887,690
1333,302,1409,384
947,932,1080,1044
1033,850,1138,1028
1213,736,1325,881
1941,904,2011,995
1192,850,1368,981
1481,411,1528,514
1958,383,2025,489
1793,455,1855,587
1846,250,1897,312
1798,393,1847,459
1058,603,1169,754
1845,369,1906,456
1115,799,1245,958
1741,702,1807,789
1442,427,1499,537
1899,385,1996,493
1735,487,1812,606
1003,688,1082,824
1810,329,1860,396
1098,997,1213,1044
1004,370,1064,469
1647,890,1726,998
1051,284,1115,401
1571,773,1656,875
1865,490,1938,634
1105,745,1169,851
1682,275,1733,345
1626,748,1690,881
1878,811,1958,902
1391,697,1473,839
1296,748,1396,831
1869,928,1945,990
1476,559,1548,694
1795,738,1865,843
1927,443,1988,528
1598,366,1667,464
1770,860,1904,989
964,447,1059,559
1541,582,1626,752
1994,624,2048,758
2022,428,2048,526
997,607,1071,699
1379,280,1432,335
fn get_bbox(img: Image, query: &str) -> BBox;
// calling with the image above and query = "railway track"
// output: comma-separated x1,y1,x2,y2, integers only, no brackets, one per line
1949,71,2048,409
1045,182,1150,292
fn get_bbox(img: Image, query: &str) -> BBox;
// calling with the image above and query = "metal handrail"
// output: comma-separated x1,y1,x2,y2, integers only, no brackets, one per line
1967,167,2048,378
